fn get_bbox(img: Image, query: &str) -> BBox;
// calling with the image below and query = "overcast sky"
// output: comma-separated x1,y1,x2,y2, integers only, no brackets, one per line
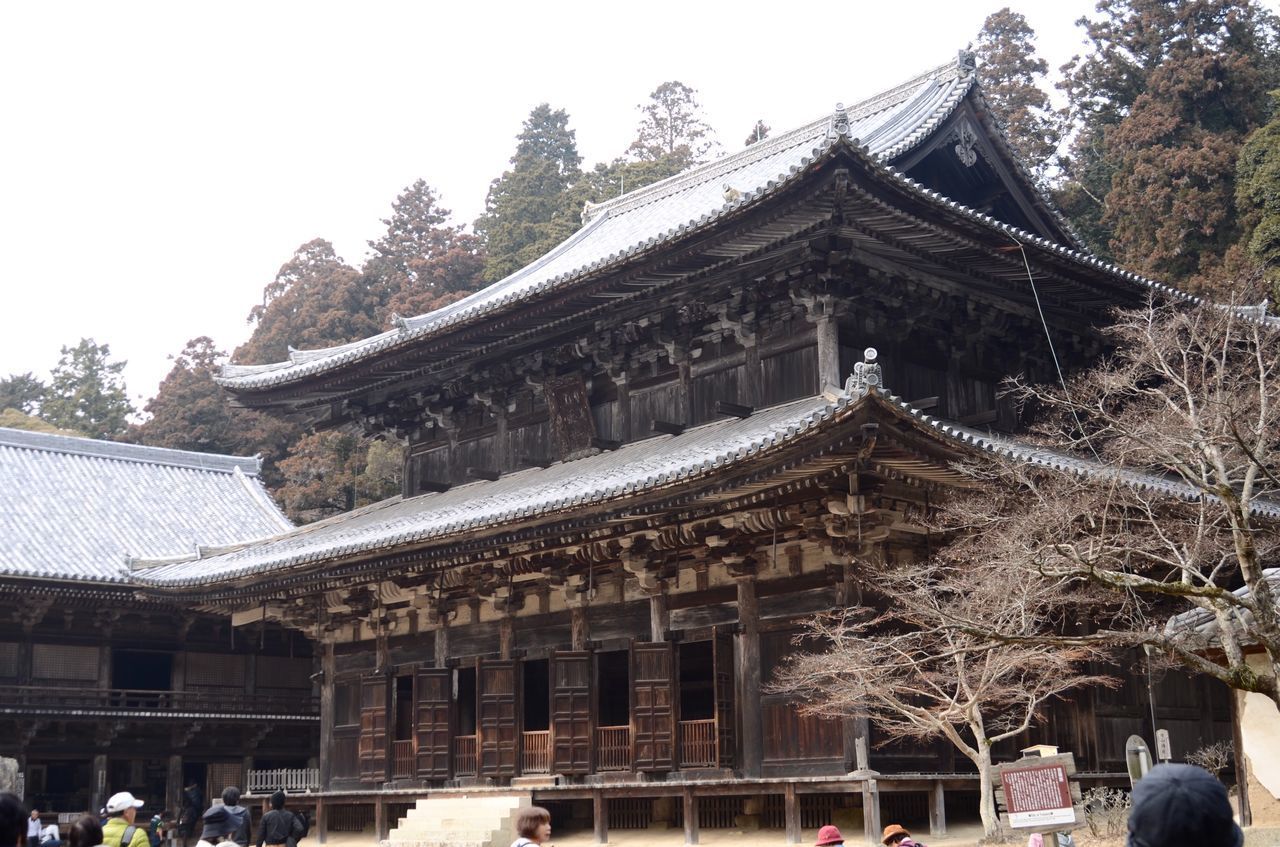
0,0,1202,410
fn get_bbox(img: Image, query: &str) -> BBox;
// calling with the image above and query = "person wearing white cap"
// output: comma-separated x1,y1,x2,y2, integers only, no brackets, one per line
101,794,148,847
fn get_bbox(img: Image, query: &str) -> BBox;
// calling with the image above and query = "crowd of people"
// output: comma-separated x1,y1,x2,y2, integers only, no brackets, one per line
3,786,306,847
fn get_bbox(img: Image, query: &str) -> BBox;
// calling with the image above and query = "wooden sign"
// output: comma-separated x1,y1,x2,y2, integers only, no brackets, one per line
995,752,1083,835
544,373,597,459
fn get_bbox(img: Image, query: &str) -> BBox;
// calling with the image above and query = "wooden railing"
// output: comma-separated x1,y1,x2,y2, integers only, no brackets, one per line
521,730,550,774
596,725,631,771
391,740,415,778
247,768,319,793
679,719,718,767
0,685,319,717
454,735,477,777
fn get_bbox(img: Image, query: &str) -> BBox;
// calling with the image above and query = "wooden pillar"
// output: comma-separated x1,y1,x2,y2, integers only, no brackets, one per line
860,778,881,847
814,313,841,391
682,787,699,846
241,755,254,788
314,797,327,845
734,574,763,779
493,408,509,472
593,791,608,846
318,639,335,791
375,799,387,841
500,616,514,661
165,755,182,817
742,338,762,408
615,373,631,443
784,783,801,846
91,753,108,812
434,621,449,667
98,644,112,688
929,780,946,836
245,653,257,695
648,591,669,643
570,606,589,651
678,356,692,426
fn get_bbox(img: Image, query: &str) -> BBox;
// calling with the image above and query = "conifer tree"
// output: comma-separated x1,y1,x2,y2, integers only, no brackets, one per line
0,373,45,415
743,120,770,147
628,81,717,171
1234,92,1280,304
475,105,583,282
40,339,134,439
974,8,1061,183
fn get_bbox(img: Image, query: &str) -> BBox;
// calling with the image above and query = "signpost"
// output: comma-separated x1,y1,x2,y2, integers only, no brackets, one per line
1155,729,1172,763
994,751,1083,836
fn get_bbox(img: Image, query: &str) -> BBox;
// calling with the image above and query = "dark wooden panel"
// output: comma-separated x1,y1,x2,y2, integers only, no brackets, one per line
690,366,742,425
450,436,496,484
762,699,844,763
590,601,651,642
449,621,505,658
508,420,551,469
761,346,818,407
591,400,619,441
414,668,451,779
630,382,683,438
714,632,735,768
633,642,676,771
545,374,597,457
552,651,592,775
357,675,387,783
388,633,435,668
479,660,518,776
331,727,360,780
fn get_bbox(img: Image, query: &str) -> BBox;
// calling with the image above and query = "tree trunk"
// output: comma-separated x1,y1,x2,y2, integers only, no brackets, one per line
976,746,1000,838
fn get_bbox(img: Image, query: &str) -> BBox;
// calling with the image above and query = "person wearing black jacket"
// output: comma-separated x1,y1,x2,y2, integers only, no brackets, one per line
255,794,301,847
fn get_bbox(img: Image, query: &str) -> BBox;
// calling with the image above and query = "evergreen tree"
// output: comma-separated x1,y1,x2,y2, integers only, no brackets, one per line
475,105,583,282
275,430,401,522
0,372,45,415
1057,0,1280,284
1234,91,1280,303
40,338,134,439
743,120,770,147
236,238,380,365
974,8,1062,183
365,179,487,319
628,81,717,170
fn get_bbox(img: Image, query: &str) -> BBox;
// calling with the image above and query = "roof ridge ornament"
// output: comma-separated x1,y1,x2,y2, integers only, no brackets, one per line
827,102,850,141
389,312,410,332
844,348,882,398
958,49,977,73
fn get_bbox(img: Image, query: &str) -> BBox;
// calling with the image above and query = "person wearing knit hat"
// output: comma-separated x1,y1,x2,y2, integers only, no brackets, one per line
881,824,925,846
814,825,844,846
1127,763,1242,847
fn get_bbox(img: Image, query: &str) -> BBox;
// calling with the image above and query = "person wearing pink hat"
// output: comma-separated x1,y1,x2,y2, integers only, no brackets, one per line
815,825,844,847
881,824,926,846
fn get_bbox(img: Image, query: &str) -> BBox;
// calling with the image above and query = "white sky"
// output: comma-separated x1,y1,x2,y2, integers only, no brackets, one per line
0,0,1195,410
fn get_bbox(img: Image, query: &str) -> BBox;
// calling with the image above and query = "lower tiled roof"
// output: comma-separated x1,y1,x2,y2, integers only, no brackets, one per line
0,427,293,584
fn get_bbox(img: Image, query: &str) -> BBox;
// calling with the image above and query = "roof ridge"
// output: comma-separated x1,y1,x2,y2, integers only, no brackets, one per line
0,427,262,475
585,53,973,222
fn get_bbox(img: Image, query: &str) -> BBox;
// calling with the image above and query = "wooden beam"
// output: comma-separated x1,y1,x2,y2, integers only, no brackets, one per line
714,401,753,419
591,437,621,451
652,420,685,436
314,797,326,845
682,787,699,846
520,455,553,469
593,791,608,846
861,778,881,847
467,467,501,481
420,479,451,493
784,782,801,846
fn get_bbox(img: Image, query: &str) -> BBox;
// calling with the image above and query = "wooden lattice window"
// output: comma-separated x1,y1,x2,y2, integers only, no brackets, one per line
204,762,243,801
31,644,98,681
185,653,245,687
0,643,19,678
257,656,311,690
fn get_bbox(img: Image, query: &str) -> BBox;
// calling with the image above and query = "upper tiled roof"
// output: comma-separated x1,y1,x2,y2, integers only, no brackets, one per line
217,55,995,392
0,427,293,584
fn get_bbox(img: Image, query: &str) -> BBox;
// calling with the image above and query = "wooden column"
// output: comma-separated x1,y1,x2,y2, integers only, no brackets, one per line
682,787,699,846
593,791,608,846
784,783,801,845
165,755,182,819
648,591,669,643
91,753,108,812
314,797,326,845
242,755,254,787
733,569,762,778
374,799,387,841
742,336,762,408
500,616,515,660
318,639,335,791
434,620,450,667
815,313,841,391
570,605,589,651
860,778,881,847
245,653,257,695
615,373,631,443
929,780,946,836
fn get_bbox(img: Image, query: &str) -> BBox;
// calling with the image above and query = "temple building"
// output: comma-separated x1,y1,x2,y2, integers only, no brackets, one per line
0,427,317,815
55,52,1246,842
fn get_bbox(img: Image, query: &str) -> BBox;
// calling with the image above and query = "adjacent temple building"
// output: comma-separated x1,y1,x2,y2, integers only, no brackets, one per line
5,54,1238,844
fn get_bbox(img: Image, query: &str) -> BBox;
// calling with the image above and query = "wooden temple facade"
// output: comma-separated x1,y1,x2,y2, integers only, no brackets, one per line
129,54,1234,842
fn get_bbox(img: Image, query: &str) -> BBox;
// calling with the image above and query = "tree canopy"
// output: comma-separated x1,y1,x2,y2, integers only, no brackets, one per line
628,81,717,172
39,338,134,439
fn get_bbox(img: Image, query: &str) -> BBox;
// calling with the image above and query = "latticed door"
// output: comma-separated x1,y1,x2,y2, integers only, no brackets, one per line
357,675,388,782
414,667,451,779
479,660,518,777
714,630,736,768
551,651,592,774
632,642,675,771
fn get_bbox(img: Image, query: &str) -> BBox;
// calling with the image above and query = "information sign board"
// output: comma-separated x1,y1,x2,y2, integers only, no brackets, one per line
1000,762,1075,828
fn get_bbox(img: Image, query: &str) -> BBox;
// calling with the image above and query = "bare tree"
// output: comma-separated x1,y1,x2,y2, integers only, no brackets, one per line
771,560,1113,837
934,291,1280,707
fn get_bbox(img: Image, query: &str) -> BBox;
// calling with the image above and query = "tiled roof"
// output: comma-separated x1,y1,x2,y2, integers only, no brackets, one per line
217,55,989,392
1165,568,1280,647
0,427,293,584
135,375,1274,590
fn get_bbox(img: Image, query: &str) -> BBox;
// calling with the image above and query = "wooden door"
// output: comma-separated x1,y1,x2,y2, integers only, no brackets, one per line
357,675,388,782
414,667,451,780
479,660,518,777
632,642,676,771
713,630,735,768
551,651,592,774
